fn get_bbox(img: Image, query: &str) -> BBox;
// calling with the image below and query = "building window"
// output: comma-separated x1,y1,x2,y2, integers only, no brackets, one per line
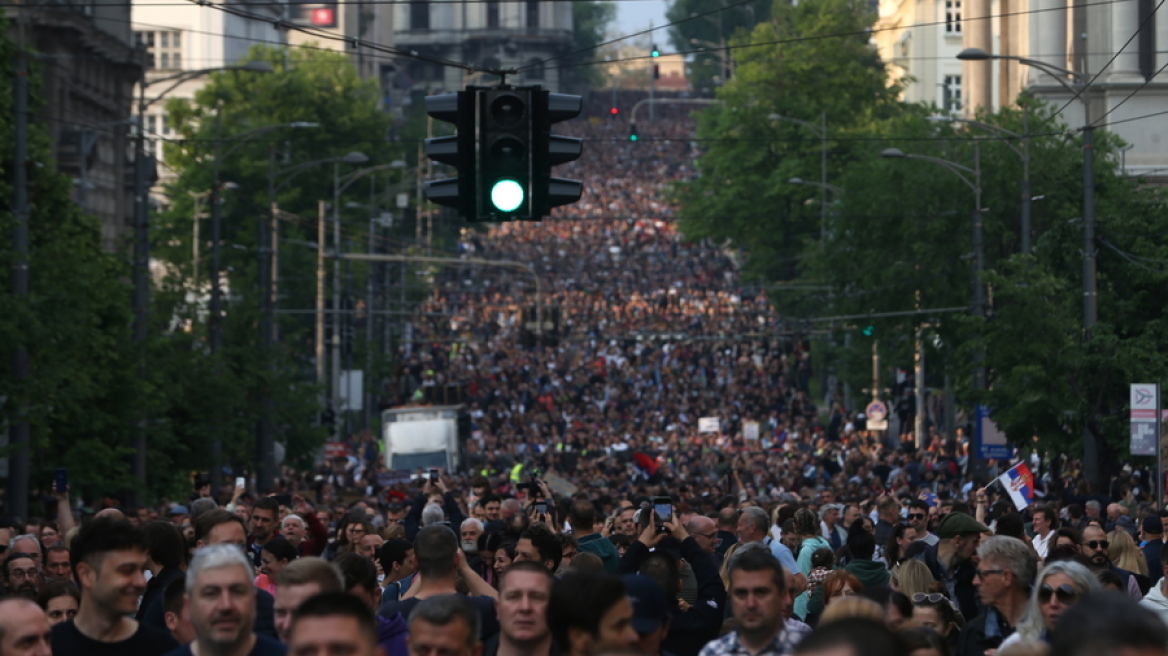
526,58,545,80
135,30,182,70
945,0,962,33
409,1,430,30
526,0,539,28
487,1,499,28
943,75,962,111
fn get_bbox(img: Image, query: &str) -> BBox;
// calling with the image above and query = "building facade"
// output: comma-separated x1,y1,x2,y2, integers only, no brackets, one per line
874,0,1168,180
13,0,142,251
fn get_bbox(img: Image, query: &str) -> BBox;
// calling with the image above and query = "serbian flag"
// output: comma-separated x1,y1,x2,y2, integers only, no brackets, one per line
633,452,660,477
997,462,1035,510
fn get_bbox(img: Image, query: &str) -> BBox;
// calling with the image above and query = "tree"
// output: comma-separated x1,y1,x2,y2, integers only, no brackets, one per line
664,0,770,91
567,0,617,90
150,44,402,486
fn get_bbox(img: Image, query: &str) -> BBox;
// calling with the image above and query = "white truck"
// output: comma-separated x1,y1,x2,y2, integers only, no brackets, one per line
381,405,466,473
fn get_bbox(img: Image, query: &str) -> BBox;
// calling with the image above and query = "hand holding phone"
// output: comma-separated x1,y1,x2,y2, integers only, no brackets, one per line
653,496,672,532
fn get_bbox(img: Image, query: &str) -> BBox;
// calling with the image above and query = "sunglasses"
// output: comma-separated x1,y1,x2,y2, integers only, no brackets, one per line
912,593,949,604
1084,540,1110,550
908,513,926,520
1038,583,1079,604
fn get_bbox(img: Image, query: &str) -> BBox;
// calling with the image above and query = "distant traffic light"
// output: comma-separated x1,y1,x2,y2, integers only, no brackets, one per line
862,324,875,337
651,44,660,57
610,106,619,116
422,90,476,217
629,123,638,142
479,87,533,220
531,89,583,218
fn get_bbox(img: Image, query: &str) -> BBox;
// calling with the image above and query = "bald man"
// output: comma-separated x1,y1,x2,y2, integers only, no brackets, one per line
0,598,53,656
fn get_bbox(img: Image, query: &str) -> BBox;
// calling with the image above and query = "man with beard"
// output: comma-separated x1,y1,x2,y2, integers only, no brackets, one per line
3,552,41,599
914,512,988,621
248,498,281,569
163,544,285,656
1081,524,1144,600
51,515,178,655
463,519,485,570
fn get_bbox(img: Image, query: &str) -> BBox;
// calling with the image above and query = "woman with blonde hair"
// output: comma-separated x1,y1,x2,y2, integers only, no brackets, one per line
1109,529,1149,577
892,559,939,597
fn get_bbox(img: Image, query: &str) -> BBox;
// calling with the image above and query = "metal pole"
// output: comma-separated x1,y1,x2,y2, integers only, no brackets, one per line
257,150,276,493
9,42,30,520
1082,124,1097,332
131,72,150,497
332,164,343,434
915,326,926,448
366,216,376,430
1020,108,1032,255
316,200,327,419
819,111,827,242
208,111,224,498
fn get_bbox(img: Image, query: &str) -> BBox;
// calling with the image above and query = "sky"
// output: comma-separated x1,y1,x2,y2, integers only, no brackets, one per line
615,0,671,43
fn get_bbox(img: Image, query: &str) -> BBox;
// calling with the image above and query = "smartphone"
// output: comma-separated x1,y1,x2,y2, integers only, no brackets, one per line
429,468,440,481
534,501,548,514
55,468,67,494
235,476,246,490
275,493,292,506
653,496,672,530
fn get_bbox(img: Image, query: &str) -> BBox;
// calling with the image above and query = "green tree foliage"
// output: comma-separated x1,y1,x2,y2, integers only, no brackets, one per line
665,0,770,91
0,16,142,499
150,45,402,487
569,0,617,90
672,0,904,283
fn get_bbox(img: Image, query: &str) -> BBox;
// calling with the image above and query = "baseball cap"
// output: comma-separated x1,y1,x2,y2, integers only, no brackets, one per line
622,574,668,635
937,512,990,539
169,505,190,516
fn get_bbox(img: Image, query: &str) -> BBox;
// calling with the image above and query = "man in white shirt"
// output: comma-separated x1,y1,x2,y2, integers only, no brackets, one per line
1031,506,1056,561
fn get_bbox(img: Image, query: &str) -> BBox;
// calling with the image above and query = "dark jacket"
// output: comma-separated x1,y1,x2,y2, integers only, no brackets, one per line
577,533,620,574
377,612,408,656
844,558,890,589
916,542,980,621
955,606,1015,656
136,566,184,622
1144,539,1164,584
616,538,727,656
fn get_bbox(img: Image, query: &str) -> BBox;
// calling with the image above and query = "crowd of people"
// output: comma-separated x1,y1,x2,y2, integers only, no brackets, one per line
4,92,1168,656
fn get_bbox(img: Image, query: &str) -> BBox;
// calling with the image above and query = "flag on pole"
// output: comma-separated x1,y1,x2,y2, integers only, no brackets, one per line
997,462,1035,510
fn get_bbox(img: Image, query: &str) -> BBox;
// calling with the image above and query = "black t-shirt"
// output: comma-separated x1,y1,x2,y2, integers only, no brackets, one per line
163,634,287,656
378,594,499,639
52,618,179,656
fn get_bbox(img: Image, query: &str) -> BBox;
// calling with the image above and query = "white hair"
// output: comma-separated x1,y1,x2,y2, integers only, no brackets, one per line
461,518,483,531
282,514,305,528
421,503,446,527
186,544,255,594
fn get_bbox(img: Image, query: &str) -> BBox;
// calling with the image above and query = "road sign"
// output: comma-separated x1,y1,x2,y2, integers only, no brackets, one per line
866,400,888,422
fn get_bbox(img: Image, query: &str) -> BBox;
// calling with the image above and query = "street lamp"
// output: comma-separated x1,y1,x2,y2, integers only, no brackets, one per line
770,112,829,241
256,150,364,492
928,111,1033,254
130,59,271,498
882,146,983,450
957,47,1095,329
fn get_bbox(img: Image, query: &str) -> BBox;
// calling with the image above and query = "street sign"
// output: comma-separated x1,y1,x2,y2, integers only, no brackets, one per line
976,405,1010,460
1130,383,1158,456
866,400,888,422
867,418,888,431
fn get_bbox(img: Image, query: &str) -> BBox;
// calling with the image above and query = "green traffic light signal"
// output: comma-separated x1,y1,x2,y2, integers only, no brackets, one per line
862,325,875,336
651,45,660,57
490,178,525,212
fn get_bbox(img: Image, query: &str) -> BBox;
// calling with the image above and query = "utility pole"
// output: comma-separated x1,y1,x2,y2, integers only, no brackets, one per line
316,200,328,424
332,164,343,436
9,36,31,520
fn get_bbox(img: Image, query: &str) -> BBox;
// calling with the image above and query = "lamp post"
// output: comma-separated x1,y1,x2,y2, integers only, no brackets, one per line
929,112,1033,254
130,59,271,497
957,46,1101,484
770,112,829,241
956,47,1093,328
260,150,363,490
882,145,983,452
204,119,316,497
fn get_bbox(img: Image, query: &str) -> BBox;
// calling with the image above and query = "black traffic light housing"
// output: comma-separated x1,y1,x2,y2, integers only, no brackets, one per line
423,90,476,217
478,87,534,221
531,88,583,218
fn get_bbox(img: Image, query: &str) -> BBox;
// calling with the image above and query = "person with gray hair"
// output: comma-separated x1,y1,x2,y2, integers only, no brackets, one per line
174,544,285,655
956,536,1036,656
819,504,846,551
999,560,1100,650
422,503,447,527
9,534,42,566
407,595,482,656
735,507,804,592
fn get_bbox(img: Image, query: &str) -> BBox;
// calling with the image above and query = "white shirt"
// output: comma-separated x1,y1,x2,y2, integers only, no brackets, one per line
1033,530,1054,559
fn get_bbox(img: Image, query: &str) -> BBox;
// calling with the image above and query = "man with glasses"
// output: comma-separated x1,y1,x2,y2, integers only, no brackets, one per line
3,551,42,599
685,516,721,558
957,536,1035,656
906,500,938,547
1082,524,1144,600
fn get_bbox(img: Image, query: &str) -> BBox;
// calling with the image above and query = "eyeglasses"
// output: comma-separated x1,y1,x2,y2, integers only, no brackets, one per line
912,593,949,604
1038,583,1080,604
694,532,722,542
974,569,1004,579
1083,540,1110,550
7,568,37,580
907,513,926,520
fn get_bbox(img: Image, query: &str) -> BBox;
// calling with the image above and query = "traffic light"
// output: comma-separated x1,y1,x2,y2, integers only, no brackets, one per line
479,87,533,220
651,44,660,57
862,324,875,337
629,123,638,142
423,91,476,217
531,89,583,218
610,106,619,116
